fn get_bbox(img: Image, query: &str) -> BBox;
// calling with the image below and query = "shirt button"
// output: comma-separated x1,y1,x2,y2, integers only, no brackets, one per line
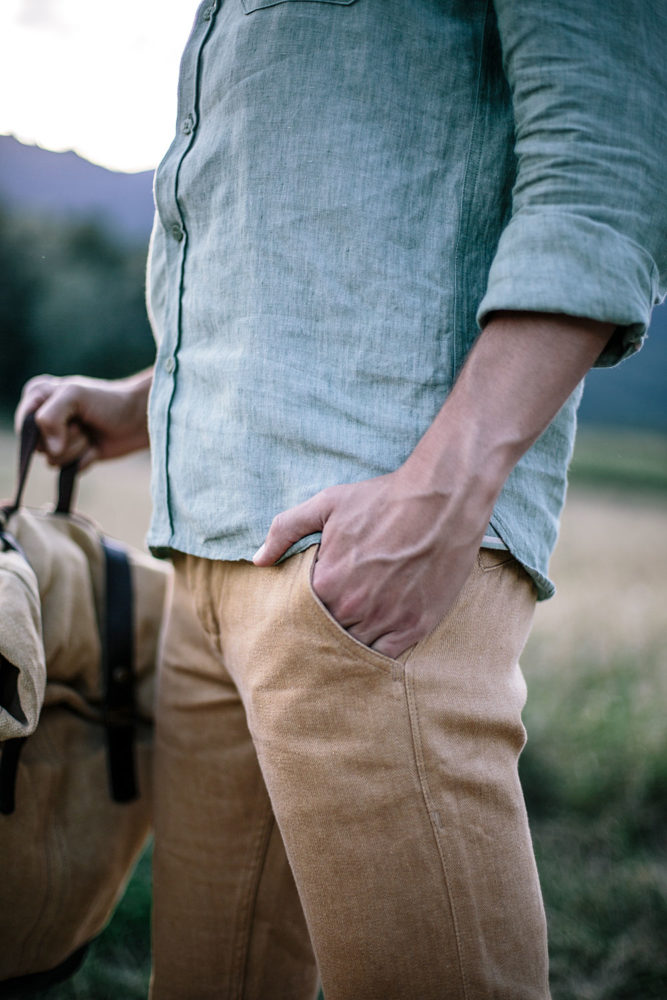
171,223,184,242
181,113,195,136
164,357,176,375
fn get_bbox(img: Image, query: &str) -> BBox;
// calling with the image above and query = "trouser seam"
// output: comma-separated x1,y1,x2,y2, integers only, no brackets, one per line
404,660,470,1000
232,793,276,1000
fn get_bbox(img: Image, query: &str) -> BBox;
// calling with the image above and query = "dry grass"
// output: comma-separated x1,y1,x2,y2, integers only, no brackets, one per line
529,489,667,663
521,490,667,1000
524,488,667,787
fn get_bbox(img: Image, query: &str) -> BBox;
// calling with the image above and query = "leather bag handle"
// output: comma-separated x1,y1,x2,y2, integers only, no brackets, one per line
6,413,79,517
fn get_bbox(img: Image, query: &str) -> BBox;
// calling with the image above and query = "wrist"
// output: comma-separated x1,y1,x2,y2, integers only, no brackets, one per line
401,397,509,513
397,430,501,555
115,370,152,451
404,311,613,508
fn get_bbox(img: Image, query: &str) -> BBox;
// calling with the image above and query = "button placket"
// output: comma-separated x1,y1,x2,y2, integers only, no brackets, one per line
151,0,216,542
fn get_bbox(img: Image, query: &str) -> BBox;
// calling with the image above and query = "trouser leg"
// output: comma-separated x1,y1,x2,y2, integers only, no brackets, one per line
185,546,550,1000
150,557,318,1000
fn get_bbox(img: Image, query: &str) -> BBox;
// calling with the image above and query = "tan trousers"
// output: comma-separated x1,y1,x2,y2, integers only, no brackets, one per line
150,547,549,1000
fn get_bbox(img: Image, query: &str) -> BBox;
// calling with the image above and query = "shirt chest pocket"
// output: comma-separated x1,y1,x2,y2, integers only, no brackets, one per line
243,0,357,10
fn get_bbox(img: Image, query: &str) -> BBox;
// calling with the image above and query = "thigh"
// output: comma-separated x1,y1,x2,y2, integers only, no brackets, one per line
399,548,549,999
190,547,549,1000
151,556,317,1000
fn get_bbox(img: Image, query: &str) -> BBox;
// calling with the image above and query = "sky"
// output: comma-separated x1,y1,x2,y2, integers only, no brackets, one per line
0,0,200,173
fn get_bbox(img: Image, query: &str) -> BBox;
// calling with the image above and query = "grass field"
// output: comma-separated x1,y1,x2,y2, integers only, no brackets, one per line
521,487,667,1000
1,427,666,999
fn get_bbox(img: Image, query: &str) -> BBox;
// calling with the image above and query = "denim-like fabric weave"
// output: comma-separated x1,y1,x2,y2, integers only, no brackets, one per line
146,0,667,598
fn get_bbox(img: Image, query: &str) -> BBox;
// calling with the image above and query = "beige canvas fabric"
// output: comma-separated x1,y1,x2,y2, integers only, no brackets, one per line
1,509,168,723
0,548,45,739
152,547,549,1000
0,505,171,982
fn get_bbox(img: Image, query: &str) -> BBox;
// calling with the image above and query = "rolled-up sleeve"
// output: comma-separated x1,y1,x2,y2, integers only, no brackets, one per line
477,1,667,366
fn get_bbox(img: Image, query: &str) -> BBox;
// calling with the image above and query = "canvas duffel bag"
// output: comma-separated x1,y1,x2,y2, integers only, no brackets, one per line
0,415,170,989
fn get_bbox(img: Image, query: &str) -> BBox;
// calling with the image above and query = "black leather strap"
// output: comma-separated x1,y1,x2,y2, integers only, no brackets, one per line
11,413,41,512
0,737,26,816
101,538,138,803
5,413,79,517
55,461,79,515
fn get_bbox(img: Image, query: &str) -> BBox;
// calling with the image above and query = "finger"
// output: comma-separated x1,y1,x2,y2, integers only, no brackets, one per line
34,388,89,460
368,630,415,660
77,445,101,472
253,491,332,566
14,376,58,435
311,560,364,629
47,443,98,471
44,427,94,468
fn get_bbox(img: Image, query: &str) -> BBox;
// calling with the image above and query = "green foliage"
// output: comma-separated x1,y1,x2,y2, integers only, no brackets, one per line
521,644,667,1000
0,207,155,414
569,429,667,495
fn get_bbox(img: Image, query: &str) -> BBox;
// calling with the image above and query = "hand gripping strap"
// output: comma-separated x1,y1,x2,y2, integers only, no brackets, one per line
101,538,139,803
4,412,78,518
1,420,140,811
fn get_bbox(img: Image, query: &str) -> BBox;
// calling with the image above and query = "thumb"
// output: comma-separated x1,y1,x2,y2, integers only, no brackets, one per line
253,491,332,566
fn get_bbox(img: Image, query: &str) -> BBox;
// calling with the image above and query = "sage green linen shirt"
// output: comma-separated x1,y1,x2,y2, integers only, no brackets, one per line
146,0,667,599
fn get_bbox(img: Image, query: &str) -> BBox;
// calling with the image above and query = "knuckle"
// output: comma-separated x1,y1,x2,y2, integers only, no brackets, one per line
269,511,291,541
333,592,360,622
34,408,60,435
23,374,55,395
319,484,341,508
312,564,337,600
16,377,54,420
58,382,80,404
270,511,285,533
402,608,424,634
39,383,80,425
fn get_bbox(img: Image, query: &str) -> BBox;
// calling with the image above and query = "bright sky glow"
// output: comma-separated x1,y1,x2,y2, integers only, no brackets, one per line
0,0,200,173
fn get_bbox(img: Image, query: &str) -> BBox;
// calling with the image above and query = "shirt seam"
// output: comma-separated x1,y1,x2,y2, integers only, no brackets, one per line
451,0,493,380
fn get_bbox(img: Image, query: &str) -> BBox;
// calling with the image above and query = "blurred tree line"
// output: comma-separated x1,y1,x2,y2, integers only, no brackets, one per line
0,206,155,417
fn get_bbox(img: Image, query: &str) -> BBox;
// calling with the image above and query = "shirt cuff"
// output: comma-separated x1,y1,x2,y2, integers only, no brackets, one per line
476,211,661,367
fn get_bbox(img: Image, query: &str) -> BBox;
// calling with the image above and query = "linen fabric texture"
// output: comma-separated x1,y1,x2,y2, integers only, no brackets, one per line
146,0,667,598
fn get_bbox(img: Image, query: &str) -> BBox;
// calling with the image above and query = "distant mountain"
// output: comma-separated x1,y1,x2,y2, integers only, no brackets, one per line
0,134,154,244
0,135,665,431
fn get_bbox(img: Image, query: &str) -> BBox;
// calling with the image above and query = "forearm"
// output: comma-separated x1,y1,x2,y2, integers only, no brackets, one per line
403,311,614,534
109,367,154,453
